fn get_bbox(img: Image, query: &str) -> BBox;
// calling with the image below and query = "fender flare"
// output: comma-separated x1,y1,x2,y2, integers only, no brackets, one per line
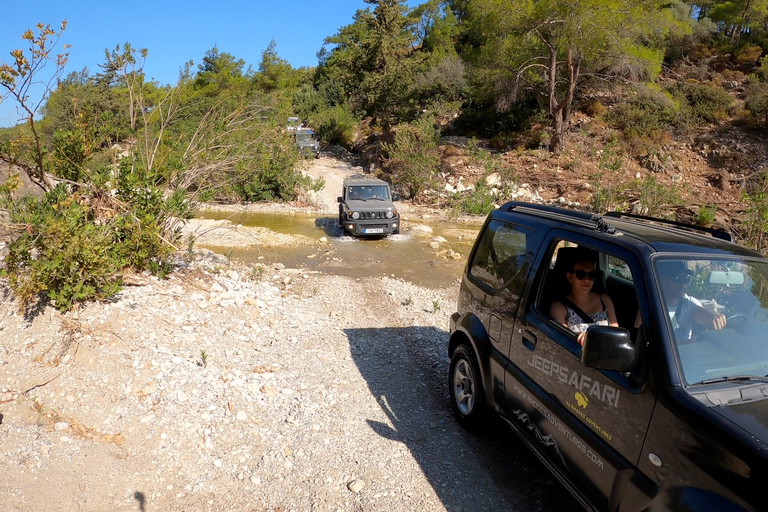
449,313,494,406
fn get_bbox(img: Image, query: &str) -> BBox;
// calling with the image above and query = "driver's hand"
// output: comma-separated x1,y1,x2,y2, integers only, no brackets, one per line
712,312,727,330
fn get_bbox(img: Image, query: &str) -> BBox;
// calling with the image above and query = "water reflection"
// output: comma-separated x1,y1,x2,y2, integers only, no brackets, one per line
198,211,481,288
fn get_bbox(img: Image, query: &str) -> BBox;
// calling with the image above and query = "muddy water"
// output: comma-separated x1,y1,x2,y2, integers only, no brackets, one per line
199,211,482,288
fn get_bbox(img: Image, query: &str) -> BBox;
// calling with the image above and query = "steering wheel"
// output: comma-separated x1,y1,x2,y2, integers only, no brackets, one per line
726,313,748,324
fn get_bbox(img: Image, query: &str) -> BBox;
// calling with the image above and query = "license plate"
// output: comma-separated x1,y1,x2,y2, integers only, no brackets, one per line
364,228,384,234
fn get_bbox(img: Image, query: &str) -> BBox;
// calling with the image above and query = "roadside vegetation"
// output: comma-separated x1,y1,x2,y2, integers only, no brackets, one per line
3,0,768,311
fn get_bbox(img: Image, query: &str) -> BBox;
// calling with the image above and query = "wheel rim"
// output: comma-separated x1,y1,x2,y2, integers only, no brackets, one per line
452,358,475,416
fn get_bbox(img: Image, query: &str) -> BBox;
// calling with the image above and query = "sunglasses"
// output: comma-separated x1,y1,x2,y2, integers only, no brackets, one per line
667,273,692,284
570,270,600,281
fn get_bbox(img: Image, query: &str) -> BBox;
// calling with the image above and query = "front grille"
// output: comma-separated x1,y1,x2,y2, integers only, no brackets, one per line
360,211,389,219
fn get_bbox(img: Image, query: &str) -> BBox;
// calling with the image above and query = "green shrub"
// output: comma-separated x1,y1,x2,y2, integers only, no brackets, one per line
744,80,768,127
311,105,357,148
383,116,442,199
458,185,497,215
605,86,682,141
3,166,193,312
697,204,717,226
668,82,732,123
589,144,627,212
631,175,683,217
3,187,123,311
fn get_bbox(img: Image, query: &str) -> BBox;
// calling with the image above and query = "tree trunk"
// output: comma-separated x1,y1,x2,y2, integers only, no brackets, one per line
548,47,581,154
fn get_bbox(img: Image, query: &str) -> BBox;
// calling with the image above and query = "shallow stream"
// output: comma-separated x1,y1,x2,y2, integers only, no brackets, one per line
198,211,483,288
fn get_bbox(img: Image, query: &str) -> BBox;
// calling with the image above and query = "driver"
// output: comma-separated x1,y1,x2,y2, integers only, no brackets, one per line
658,260,727,341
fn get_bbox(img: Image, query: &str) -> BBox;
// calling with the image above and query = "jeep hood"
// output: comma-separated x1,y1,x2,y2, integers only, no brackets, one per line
710,398,768,446
346,199,395,211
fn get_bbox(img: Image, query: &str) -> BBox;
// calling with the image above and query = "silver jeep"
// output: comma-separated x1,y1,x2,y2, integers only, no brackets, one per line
337,175,400,236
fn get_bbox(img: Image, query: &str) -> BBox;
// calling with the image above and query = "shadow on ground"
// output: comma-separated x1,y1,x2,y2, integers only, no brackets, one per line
345,326,580,512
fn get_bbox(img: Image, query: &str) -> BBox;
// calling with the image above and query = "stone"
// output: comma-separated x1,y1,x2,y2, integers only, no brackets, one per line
236,411,247,421
484,172,500,186
54,422,69,431
347,479,365,493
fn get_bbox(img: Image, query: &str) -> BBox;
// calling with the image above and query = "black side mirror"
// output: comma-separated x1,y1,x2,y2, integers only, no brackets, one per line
392,195,400,202
582,326,635,372
337,197,343,203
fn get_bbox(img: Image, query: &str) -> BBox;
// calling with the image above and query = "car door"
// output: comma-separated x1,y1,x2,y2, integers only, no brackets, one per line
503,233,657,510
460,219,537,407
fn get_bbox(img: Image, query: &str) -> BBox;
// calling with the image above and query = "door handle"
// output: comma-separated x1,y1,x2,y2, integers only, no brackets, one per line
522,329,537,351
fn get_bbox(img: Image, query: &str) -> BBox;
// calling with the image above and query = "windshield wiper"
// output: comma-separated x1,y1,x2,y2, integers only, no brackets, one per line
694,375,768,386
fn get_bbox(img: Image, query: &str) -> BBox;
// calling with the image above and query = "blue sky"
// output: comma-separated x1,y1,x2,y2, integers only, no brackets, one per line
0,0,375,127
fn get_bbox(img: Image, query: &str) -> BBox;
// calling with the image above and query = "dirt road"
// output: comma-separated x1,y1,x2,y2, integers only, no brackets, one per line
0,155,579,511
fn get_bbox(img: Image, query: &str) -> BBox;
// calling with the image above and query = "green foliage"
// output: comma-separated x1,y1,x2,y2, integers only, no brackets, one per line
631,175,683,217
318,0,422,129
311,104,358,147
383,116,442,199
697,204,717,226
605,86,683,141
2,163,192,312
3,186,123,311
590,144,627,212
744,77,768,126
668,82,732,123
459,185,497,215
743,171,768,254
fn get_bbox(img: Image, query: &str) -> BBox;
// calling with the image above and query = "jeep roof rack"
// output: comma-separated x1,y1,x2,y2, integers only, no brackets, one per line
504,202,616,234
603,211,732,242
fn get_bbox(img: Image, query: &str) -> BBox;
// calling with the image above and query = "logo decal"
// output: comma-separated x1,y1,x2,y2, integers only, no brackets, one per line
527,354,621,408
513,383,604,470
575,392,589,409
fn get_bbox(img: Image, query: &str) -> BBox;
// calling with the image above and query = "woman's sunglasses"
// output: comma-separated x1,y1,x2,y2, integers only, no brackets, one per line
667,272,692,284
570,270,600,281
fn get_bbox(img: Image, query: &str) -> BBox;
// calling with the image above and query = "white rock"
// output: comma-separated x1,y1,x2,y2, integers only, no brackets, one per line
213,459,223,468
484,172,501,186
236,411,247,421
176,390,188,403
54,422,69,431
347,479,365,493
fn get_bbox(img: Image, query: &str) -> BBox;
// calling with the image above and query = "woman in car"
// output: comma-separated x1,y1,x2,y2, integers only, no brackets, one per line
550,255,619,346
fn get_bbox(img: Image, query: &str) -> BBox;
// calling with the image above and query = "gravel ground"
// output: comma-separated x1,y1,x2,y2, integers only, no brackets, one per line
0,250,579,511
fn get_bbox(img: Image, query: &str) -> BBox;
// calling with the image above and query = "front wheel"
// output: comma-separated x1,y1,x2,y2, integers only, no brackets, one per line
449,344,486,429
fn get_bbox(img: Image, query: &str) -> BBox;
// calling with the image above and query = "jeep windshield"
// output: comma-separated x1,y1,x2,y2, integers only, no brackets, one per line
655,257,768,386
347,185,390,201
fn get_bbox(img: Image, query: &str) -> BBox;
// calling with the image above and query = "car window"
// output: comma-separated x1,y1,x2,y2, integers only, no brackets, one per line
469,220,530,291
348,186,389,200
538,241,640,335
655,257,768,385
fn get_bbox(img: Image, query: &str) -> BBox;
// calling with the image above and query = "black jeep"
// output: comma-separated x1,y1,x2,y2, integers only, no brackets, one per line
449,202,768,512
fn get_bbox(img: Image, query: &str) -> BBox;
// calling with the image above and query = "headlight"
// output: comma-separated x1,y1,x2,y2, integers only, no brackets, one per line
386,211,394,219
351,211,359,220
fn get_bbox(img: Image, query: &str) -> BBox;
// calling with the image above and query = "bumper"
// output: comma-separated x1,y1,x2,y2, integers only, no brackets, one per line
342,218,400,236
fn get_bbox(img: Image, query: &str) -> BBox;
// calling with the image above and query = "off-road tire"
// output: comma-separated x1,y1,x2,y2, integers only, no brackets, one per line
449,344,487,429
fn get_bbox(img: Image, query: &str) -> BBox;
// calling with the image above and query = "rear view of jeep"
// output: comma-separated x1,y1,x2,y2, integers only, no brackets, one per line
338,175,400,236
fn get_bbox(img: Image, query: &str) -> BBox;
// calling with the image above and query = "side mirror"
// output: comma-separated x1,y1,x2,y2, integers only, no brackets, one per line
392,195,400,202
337,196,343,203
581,326,635,372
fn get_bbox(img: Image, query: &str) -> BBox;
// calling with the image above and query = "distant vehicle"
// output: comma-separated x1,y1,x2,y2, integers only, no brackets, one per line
295,129,320,158
286,116,300,132
338,175,399,236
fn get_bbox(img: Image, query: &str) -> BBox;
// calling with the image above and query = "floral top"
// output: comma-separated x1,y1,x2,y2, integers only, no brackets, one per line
564,295,609,333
